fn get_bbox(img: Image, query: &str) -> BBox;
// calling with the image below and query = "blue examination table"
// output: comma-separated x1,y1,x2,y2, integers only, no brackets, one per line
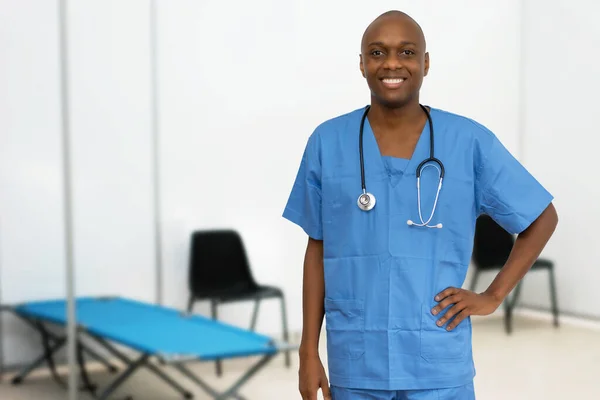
4,296,296,399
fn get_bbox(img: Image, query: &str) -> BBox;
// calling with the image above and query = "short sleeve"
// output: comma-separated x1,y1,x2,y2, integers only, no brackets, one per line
282,132,323,240
476,131,554,235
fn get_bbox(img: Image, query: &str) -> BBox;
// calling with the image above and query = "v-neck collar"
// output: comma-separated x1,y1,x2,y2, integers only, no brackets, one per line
362,108,433,187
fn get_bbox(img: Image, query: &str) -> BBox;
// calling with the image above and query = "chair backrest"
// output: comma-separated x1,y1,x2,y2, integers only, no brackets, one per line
188,229,258,298
472,215,515,269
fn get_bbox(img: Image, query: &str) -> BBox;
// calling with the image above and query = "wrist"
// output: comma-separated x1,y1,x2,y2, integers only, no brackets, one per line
483,288,505,304
299,342,320,359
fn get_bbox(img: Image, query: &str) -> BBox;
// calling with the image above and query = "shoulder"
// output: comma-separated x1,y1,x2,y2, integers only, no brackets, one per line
429,106,501,156
310,107,366,140
430,107,495,139
302,107,366,156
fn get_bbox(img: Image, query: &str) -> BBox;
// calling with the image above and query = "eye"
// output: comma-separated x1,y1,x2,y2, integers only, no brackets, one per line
370,50,384,57
400,49,415,56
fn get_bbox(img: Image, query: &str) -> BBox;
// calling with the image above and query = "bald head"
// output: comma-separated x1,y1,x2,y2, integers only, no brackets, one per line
361,10,426,54
358,10,430,109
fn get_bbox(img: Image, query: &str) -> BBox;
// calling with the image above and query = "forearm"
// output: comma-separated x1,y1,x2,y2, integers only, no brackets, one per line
299,237,326,358
484,203,558,302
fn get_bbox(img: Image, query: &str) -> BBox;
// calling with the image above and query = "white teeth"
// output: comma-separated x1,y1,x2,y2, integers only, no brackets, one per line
383,78,404,84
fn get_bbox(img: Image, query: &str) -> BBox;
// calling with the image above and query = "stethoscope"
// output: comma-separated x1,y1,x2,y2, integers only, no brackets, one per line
357,104,445,229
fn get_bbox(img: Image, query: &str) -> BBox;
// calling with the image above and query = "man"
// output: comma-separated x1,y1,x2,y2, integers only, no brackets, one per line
282,10,558,400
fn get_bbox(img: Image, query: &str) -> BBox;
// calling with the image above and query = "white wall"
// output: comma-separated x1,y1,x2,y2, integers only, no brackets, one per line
0,0,523,368
67,1,156,301
515,0,600,318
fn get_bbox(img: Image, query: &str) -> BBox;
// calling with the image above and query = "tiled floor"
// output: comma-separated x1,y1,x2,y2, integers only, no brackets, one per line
0,312,599,399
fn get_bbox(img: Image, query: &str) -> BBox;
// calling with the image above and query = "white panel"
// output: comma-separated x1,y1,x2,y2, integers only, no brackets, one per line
0,0,66,366
67,1,156,302
158,0,523,337
518,0,599,318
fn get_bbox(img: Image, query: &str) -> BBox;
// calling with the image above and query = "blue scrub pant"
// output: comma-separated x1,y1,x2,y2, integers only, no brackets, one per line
331,381,475,400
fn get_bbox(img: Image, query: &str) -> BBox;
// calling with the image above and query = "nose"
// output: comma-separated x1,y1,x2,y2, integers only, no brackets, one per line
382,53,404,70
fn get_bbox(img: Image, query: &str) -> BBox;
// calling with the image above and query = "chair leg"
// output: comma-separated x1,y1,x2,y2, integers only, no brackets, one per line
210,300,222,377
187,296,195,313
469,269,480,292
503,298,513,335
511,281,523,309
548,267,560,327
504,280,523,335
280,294,291,368
250,299,261,331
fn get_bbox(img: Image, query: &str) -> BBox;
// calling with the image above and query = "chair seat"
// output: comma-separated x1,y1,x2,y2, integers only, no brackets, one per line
211,284,283,304
532,258,553,269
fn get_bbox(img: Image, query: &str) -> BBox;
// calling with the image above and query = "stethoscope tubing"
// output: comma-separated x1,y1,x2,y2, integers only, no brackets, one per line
357,104,445,228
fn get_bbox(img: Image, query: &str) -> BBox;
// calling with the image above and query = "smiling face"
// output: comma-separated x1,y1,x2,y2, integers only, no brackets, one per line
360,11,429,109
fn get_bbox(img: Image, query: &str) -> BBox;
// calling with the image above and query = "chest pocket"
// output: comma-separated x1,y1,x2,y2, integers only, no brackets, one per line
438,176,477,266
321,174,390,258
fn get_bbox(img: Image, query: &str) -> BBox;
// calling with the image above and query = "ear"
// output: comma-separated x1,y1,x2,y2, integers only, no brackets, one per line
359,54,366,78
423,52,430,77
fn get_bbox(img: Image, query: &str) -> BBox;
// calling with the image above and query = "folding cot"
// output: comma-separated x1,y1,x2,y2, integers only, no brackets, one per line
2,296,296,399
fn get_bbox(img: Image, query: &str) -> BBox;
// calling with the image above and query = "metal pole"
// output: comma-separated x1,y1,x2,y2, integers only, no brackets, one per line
57,0,78,399
150,0,163,305
0,218,4,380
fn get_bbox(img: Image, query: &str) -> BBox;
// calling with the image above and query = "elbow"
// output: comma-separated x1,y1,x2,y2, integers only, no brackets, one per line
535,202,559,235
521,202,558,238
546,202,559,231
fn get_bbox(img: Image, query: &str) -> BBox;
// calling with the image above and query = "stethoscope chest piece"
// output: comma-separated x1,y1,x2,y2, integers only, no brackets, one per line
357,192,376,211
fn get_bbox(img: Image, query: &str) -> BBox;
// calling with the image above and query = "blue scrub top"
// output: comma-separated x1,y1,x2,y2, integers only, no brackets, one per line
282,106,553,391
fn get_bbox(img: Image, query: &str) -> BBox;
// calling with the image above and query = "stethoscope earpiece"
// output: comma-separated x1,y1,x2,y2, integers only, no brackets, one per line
358,105,444,229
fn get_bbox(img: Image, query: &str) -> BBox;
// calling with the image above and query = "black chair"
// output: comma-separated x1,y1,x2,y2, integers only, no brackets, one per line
470,215,560,334
187,229,291,376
